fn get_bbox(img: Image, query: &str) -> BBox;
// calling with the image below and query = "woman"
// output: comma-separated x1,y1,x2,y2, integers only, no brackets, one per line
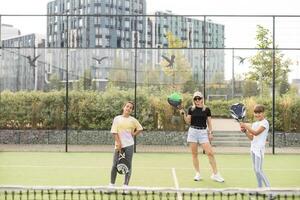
179,91,224,182
109,101,143,187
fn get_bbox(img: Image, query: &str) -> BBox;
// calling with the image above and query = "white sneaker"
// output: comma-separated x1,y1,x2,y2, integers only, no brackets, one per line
210,173,225,182
194,173,202,181
106,183,115,193
122,184,129,195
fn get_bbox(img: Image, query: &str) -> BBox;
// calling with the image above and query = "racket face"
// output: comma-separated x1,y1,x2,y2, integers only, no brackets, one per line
167,98,182,108
167,92,182,108
230,103,246,121
116,151,130,175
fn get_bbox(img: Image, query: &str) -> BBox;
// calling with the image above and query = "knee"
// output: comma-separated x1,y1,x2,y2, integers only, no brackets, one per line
206,150,214,157
191,152,198,158
253,168,261,175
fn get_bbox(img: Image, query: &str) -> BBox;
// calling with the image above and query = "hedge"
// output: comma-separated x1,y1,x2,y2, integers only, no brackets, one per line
0,89,299,132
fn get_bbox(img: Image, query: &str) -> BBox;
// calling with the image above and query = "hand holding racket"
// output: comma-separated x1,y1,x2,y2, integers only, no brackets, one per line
230,103,247,133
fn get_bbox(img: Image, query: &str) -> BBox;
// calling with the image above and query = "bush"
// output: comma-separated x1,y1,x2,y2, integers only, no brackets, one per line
0,89,299,132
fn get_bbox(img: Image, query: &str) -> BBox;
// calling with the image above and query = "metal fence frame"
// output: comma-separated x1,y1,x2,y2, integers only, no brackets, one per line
1,14,300,153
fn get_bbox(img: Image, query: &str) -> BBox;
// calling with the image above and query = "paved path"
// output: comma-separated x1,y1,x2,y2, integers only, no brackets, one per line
1,144,299,154
212,118,240,131
0,118,299,154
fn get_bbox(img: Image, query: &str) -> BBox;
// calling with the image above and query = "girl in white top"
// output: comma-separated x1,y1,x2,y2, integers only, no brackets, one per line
240,104,270,188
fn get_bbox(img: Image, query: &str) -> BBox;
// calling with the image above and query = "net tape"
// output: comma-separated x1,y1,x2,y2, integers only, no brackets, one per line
0,186,299,194
0,186,299,200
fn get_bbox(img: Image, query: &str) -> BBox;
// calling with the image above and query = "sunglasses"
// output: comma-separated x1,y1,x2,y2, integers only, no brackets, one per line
193,97,202,101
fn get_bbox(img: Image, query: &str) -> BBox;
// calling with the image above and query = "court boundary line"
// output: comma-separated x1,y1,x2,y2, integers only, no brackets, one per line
171,168,182,200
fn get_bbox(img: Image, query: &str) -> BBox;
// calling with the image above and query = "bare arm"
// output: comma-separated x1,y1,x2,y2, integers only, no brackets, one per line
207,116,213,141
113,133,122,150
243,129,254,140
241,123,265,136
179,109,191,124
132,129,142,136
240,123,265,140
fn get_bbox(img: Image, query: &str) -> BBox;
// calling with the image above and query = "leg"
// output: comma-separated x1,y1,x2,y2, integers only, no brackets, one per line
251,152,263,187
201,142,217,174
258,152,271,187
110,149,119,184
123,145,134,185
202,142,224,182
190,142,200,173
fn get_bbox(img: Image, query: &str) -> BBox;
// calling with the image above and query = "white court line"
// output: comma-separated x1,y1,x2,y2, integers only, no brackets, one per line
0,165,300,171
171,168,182,200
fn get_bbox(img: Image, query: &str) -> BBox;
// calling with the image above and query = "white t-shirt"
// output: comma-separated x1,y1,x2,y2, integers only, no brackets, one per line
250,118,269,157
111,115,143,148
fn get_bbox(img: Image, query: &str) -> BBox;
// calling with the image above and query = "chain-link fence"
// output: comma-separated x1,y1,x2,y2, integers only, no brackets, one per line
0,14,300,153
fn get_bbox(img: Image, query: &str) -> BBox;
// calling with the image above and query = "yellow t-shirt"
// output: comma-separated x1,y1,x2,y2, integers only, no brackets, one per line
111,115,143,148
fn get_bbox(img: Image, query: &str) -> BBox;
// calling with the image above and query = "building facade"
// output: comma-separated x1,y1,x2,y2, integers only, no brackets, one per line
1,24,21,40
47,0,146,48
0,34,46,91
46,0,147,88
147,11,225,84
46,5,225,88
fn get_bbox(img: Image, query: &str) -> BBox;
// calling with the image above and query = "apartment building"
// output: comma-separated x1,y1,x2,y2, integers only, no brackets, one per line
0,34,46,91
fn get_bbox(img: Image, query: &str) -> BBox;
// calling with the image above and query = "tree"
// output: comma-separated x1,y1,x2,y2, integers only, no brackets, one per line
246,25,292,96
160,32,192,91
242,80,259,97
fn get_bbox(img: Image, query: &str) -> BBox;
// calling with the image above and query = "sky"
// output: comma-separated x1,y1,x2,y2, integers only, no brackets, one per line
1,0,300,35
0,0,299,80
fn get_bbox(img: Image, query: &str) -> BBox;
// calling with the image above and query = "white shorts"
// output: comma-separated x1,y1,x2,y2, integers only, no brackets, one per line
187,127,209,144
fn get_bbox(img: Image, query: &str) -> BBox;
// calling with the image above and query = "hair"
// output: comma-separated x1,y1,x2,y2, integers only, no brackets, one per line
191,96,206,111
254,104,265,113
121,101,135,113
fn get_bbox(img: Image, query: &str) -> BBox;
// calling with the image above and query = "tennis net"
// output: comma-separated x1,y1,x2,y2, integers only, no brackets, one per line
0,186,299,200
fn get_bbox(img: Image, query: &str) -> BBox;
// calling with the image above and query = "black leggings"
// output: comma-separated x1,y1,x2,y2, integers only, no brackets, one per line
110,145,134,185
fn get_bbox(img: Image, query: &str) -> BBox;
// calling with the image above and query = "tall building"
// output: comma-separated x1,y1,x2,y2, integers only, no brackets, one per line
47,0,146,48
147,11,225,84
46,0,147,88
1,24,21,40
45,2,225,90
0,34,46,91
147,11,224,49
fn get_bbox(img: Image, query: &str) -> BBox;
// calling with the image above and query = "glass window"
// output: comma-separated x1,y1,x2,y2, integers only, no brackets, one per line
79,19,83,27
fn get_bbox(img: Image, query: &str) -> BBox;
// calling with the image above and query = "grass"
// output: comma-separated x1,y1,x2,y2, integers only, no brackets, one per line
0,152,299,188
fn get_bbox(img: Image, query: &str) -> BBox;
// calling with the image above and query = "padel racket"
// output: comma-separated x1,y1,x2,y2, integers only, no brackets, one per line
230,103,246,122
116,149,130,175
167,92,182,108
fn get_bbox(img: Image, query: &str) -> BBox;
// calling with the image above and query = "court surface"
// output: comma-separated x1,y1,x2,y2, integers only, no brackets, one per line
0,152,299,188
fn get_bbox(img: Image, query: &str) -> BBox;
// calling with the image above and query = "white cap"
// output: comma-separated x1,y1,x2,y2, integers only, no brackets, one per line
193,91,203,98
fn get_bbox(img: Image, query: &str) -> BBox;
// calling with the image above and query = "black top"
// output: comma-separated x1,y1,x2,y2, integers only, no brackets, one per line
188,106,211,128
